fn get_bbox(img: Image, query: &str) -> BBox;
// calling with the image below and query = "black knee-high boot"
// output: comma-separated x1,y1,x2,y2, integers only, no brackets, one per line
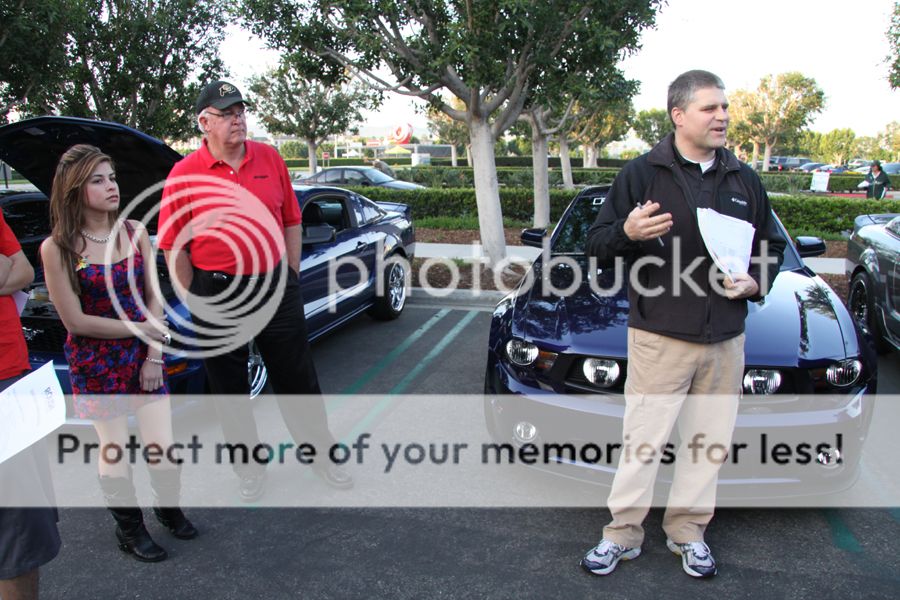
98,474,168,562
148,467,198,540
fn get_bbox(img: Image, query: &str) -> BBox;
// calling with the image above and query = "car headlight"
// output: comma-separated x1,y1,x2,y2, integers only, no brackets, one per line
743,369,782,395
826,359,862,388
506,339,539,366
582,358,621,388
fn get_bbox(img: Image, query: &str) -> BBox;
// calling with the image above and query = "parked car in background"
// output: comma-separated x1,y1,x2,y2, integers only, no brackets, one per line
846,213,900,353
794,162,825,172
295,166,425,190
0,116,416,417
815,164,851,174
485,185,877,497
880,162,900,176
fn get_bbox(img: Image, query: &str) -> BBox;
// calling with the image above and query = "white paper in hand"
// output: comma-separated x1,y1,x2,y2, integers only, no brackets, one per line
696,208,755,283
0,361,66,464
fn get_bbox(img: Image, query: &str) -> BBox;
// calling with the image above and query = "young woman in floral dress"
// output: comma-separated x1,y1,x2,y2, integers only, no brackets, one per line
41,144,197,562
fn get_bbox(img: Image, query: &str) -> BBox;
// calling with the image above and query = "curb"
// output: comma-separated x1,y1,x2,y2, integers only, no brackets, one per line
406,287,506,310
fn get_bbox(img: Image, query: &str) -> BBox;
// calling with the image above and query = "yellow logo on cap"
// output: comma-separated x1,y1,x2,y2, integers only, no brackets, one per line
219,84,236,96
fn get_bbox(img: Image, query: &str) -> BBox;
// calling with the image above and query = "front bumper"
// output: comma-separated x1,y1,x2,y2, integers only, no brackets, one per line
484,357,875,500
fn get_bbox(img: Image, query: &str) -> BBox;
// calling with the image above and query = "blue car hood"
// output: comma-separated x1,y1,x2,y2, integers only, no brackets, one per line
512,264,854,367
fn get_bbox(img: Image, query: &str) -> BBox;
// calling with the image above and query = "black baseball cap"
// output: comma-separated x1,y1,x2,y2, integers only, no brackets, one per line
195,80,248,114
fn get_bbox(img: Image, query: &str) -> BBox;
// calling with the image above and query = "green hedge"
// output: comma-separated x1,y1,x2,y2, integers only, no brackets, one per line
394,166,619,188
430,156,628,168
283,157,412,168
352,186,899,237
349,186,576,222
759,173,865,193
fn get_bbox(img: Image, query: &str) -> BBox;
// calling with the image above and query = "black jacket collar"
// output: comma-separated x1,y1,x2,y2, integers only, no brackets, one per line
647,133,741,173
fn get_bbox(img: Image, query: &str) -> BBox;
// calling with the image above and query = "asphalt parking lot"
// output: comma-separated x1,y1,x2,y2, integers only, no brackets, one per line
41,302,900,599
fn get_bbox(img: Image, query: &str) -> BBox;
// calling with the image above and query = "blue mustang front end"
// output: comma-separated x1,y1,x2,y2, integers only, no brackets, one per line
484,186,877,498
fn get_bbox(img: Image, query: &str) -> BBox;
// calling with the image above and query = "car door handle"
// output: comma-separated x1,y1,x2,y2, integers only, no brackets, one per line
356,241,366,249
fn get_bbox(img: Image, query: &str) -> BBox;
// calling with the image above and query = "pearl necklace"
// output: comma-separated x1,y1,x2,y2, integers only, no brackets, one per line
81,229,113,244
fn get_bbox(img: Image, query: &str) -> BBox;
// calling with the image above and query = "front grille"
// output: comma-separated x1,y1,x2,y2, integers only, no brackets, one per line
21,316,69,353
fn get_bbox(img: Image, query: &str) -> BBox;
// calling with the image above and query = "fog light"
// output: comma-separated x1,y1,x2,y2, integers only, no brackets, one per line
816,447,842,469
514,421,538,443
506,339,538,366
826,359,862,388
582,358,621,388
742,369,782,395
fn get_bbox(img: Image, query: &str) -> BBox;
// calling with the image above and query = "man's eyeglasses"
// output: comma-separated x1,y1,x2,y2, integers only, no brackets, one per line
205,107,247,120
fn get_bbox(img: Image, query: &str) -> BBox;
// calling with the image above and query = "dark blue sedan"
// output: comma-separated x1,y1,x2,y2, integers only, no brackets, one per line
484,186,877,497
0,117,414,417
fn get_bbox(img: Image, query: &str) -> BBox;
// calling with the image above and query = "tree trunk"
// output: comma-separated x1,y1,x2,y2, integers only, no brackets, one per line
450,144,458,167
307,139,318,175
528,117,551,229
762,143,772,172
467,117,507,267
466,144,472,167
751,141,760,171
559,136,574,190
584,144,598,168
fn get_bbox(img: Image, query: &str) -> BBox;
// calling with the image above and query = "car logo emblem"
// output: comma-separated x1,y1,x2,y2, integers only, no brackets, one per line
22,327,43,341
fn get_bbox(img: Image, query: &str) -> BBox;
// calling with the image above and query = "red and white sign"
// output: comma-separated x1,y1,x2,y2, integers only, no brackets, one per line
322,152,331,159
365,140,381,147
388,123,413,145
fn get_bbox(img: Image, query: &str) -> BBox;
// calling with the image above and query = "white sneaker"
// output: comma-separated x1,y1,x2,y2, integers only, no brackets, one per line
666,539,718,578
580,539,641,576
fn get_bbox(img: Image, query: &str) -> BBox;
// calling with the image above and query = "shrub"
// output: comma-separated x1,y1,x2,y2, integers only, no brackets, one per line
353,186,899,237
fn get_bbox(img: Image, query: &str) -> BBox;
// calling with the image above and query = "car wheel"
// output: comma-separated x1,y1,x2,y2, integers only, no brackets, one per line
248,341,269,398
848,272,889,354
368,258,406,320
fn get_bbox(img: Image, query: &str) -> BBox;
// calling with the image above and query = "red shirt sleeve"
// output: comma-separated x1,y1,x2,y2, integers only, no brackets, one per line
0,213,22,256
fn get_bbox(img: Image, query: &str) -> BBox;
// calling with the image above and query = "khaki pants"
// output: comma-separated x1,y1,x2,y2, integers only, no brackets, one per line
602,328,744,547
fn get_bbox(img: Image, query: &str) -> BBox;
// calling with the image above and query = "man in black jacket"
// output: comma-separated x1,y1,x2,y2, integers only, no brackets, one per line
580,70,785,579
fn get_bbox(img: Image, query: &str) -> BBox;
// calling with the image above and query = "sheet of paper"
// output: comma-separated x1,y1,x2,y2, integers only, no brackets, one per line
13,290,28,315
696,208,756,283
0,362,66,464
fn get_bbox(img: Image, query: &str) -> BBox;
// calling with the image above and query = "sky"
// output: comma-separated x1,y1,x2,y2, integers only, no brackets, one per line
221,0,898,140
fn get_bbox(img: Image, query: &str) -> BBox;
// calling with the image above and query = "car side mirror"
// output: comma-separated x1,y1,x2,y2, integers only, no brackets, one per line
794,236,826,257
521,228,547,248
303,224,336,245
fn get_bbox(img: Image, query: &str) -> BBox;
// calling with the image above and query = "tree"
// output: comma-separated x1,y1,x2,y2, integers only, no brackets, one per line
889,2,900,89
570,99,635,168
0,0,70,120
239,0,662,266
521,74,637,228
249,63,380,174
58,1,228,141
278,140,307,158
427,97,469,166
818,129,857,165
731,73,826,171
632,108,671,146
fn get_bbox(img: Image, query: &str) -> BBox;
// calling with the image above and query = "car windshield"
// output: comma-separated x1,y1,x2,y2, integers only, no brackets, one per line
550,194,801,271
362,168,393,184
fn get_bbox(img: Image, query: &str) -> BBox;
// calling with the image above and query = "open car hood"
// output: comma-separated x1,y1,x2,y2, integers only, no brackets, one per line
0,116,181,221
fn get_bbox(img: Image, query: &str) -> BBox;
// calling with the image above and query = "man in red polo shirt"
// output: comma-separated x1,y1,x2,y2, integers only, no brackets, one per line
158,81,352,501
0,211,61,599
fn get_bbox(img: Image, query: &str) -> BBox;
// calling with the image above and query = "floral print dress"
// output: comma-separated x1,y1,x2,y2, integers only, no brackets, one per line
64,226,167,419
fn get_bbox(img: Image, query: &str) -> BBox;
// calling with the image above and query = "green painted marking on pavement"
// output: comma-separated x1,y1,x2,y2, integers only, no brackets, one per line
823,509,863,553
889,508,900,523
335,308,451,397
340,310,479,443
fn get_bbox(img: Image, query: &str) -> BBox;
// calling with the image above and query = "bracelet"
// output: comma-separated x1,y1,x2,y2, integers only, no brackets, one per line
145,357,165,365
